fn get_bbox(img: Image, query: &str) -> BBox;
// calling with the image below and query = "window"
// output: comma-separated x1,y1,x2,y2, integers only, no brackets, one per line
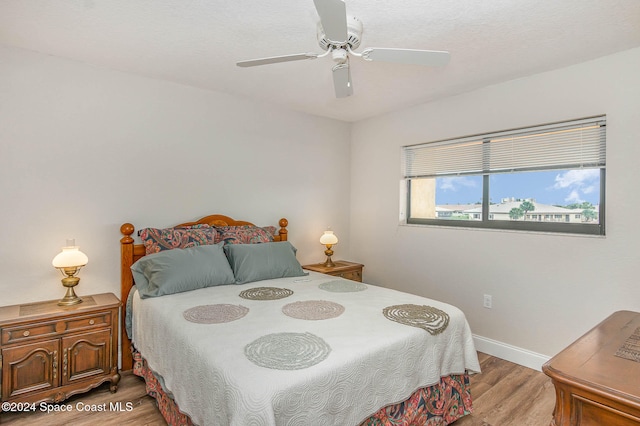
402,116,606,235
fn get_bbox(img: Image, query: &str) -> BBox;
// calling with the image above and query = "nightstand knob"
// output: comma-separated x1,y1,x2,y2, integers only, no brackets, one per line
89,319,95,325
23,330,30,337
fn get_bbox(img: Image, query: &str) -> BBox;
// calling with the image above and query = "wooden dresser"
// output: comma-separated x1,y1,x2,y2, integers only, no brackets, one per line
302,260,364,282
542,310,640,425
0,293,120,407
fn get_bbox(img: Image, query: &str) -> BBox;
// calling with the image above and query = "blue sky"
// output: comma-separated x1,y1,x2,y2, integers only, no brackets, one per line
436,169,601,206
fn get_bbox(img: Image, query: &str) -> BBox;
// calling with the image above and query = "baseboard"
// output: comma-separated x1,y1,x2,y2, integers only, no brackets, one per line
473,334,550,371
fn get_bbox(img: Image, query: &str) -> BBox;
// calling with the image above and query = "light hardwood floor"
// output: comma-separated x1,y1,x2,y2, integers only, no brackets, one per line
455,352,556,426
0,352,556,426
0,372,166,426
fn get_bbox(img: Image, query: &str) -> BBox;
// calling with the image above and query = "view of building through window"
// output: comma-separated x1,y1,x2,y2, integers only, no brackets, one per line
409,169,600,224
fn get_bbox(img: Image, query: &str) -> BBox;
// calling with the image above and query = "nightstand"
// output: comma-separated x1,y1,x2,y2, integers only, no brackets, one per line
302,260,364,282
0,292,120,407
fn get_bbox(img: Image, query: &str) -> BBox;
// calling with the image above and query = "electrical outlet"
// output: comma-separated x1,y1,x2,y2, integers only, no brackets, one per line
483,294,492,309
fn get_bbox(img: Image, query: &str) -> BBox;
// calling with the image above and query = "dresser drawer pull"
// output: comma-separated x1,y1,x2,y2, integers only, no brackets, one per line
23,330,30,337
89,319,95,325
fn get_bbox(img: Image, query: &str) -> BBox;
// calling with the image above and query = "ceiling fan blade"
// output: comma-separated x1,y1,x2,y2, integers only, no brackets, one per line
313,0,348,43
362,48,450,66
332,62,353,98
236,53,319,68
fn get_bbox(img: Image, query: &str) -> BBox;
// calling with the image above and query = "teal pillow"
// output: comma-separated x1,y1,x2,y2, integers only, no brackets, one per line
131,243,235,298
224,242,308,284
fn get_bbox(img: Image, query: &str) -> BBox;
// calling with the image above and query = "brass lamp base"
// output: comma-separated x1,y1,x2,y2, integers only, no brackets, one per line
58,288,83,306
323,246,335,267
58,269,83,306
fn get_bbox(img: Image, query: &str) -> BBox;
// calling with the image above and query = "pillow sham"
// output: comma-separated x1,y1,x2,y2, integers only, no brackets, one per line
131,243,235,298
140,225,218,255
216,225,274,245
262,226,277,238
223,241,308,284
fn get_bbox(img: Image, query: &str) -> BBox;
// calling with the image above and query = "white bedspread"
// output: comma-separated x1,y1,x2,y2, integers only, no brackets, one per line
132,272,480,426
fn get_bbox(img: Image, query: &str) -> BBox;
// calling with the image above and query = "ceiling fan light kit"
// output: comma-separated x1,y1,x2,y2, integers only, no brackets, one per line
236,0,450,98
331,48,348,62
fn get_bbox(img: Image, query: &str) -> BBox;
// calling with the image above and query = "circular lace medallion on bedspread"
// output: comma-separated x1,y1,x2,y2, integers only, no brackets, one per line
318,280,367,293
183,304,249,324
239,287,293,300
282,300,345,320
245,332,331,370
382,304,450,335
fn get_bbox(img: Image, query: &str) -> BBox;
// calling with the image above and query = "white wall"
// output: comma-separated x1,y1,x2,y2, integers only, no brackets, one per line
350,47,640,365
0,45,351,306
3,42,639,370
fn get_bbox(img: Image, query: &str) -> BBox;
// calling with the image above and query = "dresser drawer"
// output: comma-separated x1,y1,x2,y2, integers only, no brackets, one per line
1,312,112,345
573,393,640,425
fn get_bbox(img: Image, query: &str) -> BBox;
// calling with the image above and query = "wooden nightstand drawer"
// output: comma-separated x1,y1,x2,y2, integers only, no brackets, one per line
302,260,364,282
336,269,362,282
2,322,59,345
2,312,111,345
64,312,111,334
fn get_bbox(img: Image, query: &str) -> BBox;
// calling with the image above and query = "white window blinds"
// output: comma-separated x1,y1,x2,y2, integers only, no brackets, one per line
402,116,606,178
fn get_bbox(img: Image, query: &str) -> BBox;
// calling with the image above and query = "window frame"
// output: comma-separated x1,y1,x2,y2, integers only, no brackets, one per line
403,116,606,236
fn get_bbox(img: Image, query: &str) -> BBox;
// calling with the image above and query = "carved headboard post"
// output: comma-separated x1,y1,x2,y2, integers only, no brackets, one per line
119,223,135,371
277,218,288,241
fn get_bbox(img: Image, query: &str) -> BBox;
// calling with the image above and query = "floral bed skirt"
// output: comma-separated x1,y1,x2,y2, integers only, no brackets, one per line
132,348,472,426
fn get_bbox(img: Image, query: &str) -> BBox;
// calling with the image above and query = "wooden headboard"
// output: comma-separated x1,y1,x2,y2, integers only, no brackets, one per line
119,215,288,370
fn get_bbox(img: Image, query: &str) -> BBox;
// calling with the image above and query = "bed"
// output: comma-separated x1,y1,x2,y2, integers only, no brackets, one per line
119,214,480,425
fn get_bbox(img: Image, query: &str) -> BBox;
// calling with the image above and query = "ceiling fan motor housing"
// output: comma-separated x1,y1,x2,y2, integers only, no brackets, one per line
317,16,363,51
236,0,451,99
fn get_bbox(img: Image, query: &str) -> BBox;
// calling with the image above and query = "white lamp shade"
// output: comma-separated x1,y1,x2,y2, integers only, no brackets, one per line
52,246,89,268
319,230,338,245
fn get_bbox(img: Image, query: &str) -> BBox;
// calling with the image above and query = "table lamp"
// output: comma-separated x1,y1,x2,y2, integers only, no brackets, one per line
320,230,338,267
52,239,88,306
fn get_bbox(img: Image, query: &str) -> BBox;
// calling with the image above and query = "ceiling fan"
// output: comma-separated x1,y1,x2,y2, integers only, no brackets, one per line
236,0,450,98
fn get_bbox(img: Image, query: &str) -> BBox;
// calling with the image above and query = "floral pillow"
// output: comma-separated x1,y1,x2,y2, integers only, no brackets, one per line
140,224,218,255
215,225,274,245
262,226,277,238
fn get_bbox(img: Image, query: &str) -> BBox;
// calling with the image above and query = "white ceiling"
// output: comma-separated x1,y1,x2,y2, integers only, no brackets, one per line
2,0,640,122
